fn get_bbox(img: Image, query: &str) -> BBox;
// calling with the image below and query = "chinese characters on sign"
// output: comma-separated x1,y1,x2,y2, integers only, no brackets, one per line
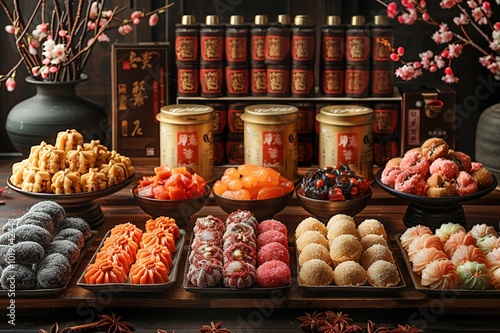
408,109,420,146
337,133,359,166
262,131,283,166
177,132,199,165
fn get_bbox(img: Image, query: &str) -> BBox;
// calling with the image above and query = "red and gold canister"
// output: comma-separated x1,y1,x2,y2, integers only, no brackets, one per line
199,15,224,64
265,14,291,65
200,64,224,98
345,16,370,66
267,65,290,97
345,64,369,98
176,64,199,97
291,15,316,66
175,15,199,65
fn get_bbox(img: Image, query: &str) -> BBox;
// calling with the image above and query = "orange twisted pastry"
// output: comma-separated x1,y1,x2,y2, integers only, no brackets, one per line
399,225,433,250
451,244,486,267
443,231,477,258
145,216,180,239
407,234,444,261
129,256,169,284
411,248,448,275
421,259,458,290
111,222,143,245
96,244,134,273
141,229,176,253
84,260,127,284
102,234,139,262
137,244,173,271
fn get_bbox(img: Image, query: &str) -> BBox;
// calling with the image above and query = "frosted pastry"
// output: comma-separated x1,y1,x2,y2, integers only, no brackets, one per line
13,225,52,247
476,234,498,254
451,244,486,267
299,258,334,286
360,234,388,252
435,222,466,243
443,231,476,257
296,230,329,253
141,229,176,253
29,200,66,225
96,244,134,273
17,211,54,234
420,259,458,290
257,242,289,265
326,214,356,231
223,242,256,266
146,216,180,239
295,217,327,239
53,228,85,249
3,241,44,265
58,217,92,240
111,222,143,244
329,234,363,267
37,253,72,288
358,219,387,240
366,260,400,287
1,264,37,290
326,220,358,244
333,261,367,286
256,260,291,288
485,248,500,272
399,225,433,250
256,230,288,249
222,260,257,288
258,219,288,236
407,234,443,261
129,256,169,284
411,247,448,275
456,261,491,290
469,223,498,240
187,260,222,287
45,240,81,265
298,243,331,267
193,215,225,237
138,244,173,270
360,244,395,269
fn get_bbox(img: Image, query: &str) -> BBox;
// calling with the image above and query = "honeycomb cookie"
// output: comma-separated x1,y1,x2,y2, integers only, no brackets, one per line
421,138,449,163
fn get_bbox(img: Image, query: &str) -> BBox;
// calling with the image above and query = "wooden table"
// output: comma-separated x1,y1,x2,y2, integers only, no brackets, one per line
1,157,500,332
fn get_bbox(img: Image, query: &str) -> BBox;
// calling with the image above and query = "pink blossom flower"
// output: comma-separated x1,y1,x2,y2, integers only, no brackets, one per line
387,2,399,18
453,14,470,25
440,0,462,9
5,25,14,34
58,30,67,38
50,44,66,64
118,24,133,36
432,24,453,44
442,67,459,83
32,66,40,77
133,17,141,25
131,11,142,20
471,7,487,24
422,12,430,21
395,64,422,80
390,53,400,61
97,33,110,42
87,21,96,30
89,2,99,19
447,43,463,57
36,24,48,33
149,13,159,27
49,66,58,73
401,0,416,8
398,8,418,24
5,77,16,92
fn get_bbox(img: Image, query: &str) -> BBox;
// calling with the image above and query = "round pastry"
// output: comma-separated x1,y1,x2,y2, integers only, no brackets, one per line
53,228,85,249
449,151,472,172
329,234,363,267
256,230,288,249
360,234,388,252
146,216,180,238
421,137,449,163
426,174,457,197
17,211,54,234
138,244,172,270
191,230,222,248
1,264,37,290
399,151,430,178
394,170,427,196
226,210,258,233
223,233,257,250
385,157,402,168
405,147,422,156
456,261,491,290
357,219,387,240
469,223,498,240
223,222,256,242
141,229,176,253
256,260,291,288
258,219,288,236
58,217,92,240
29,200,66,226
45,240,81,265
333,261,367,286
455,171,478,196
485,247,500,272
193,215,225,237
326,214,356,231
189,242,223,265
224,242,257,266
326,220,358,244
102,234,139,262
96,244,134,272
366,260,401,287
110,222,142,244
2,219,18,233
0,245,9,267
37,253,72,288
222,260,257,288
84,258,127,284
299,258,334,286
407,234,444,261
411,247,448,274
296,230,329,253
257,242,289,265
6,241,45,265
476,234,498,254
129,256,169,284
360,244,395,269
471,168,495,190
187,260,223,287
14,224,52,247
399,225,433,250
429,157,458,180
295,217,327,239
380,166,402,188
298,243,331,267
443,231,476,257
470,162,484,172
451,244,486,267
491,267,500,290
435,222,466,243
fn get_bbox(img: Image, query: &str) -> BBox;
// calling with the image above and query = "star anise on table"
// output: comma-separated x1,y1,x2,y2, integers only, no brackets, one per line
366,320,391,333
318,321,363,333
297,310,326,333
157,330,175,333
390,324,424,333
324,311,352,327
199,321,232,333
97,313,134,333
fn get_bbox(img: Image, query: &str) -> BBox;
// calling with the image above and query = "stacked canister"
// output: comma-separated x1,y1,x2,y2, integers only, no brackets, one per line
250,15,269,96
291,15,316,97
371,15,395,97
320,15,345,97
199,15,225,97
265,14,292,97
175,15,200,97
225,15,249,97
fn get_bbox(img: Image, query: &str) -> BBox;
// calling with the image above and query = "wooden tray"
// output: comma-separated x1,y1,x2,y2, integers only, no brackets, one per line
395,234,500,295
0,231,98,298
77,229,185,293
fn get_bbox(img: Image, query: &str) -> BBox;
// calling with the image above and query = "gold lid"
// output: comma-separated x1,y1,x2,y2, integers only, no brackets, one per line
230,15,244,25
158,104,215,125
181,15,196,25
254,15,269,25
277,14,291,25
374,15,388,25
326,15,341,26
242,104,298,125
205,15,220,25
351,15,365,26
294,15,310,25
316,105,374,126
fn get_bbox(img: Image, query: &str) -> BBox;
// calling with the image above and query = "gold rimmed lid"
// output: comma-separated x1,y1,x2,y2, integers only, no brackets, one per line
351,15,365,26
254,15,269,25
277,14,291,25
230,15,244,25
374,15,389,26
181,15,196,25
326,15,341,26
205,15,220,25
294,15,310,25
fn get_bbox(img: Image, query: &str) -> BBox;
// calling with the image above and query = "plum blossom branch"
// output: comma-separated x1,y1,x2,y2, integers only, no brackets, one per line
375,0,500,83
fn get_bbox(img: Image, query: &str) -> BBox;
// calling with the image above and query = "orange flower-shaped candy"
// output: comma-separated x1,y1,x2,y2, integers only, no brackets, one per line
145,216,179,239
102,234,139,262
137,244,172,270
141,229,175,253
129,256,169,284
84,260,127,284
96,244,133,273
110,222,143,245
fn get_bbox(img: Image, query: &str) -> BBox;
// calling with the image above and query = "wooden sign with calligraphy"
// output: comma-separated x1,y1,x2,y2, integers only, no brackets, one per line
111,43,169,163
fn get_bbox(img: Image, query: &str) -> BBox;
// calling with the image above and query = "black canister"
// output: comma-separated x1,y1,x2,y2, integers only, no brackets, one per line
371,15,394,64
371,64,394,97
267,64,290,97
225,65,249,96
291,65,314,97
250,15,269,64
207,102,227,135
227,102,246,134
321,15,344,66
199,63,224,97
176,64,199,97
320,65,345,97
346,15,370,65
265,14,291,65
345,64,370,98
175,15,199,65
225,15,249,66
291,15,316,66
250,64,268,96
200,15,225,65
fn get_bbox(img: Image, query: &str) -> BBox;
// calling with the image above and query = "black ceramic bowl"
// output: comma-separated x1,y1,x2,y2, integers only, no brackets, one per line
296,186,372,223
213,190,293,221
133,184,211,227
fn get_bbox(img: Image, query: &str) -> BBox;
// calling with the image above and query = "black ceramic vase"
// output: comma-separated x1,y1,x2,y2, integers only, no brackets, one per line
5,74,109,156
476,103,500,190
